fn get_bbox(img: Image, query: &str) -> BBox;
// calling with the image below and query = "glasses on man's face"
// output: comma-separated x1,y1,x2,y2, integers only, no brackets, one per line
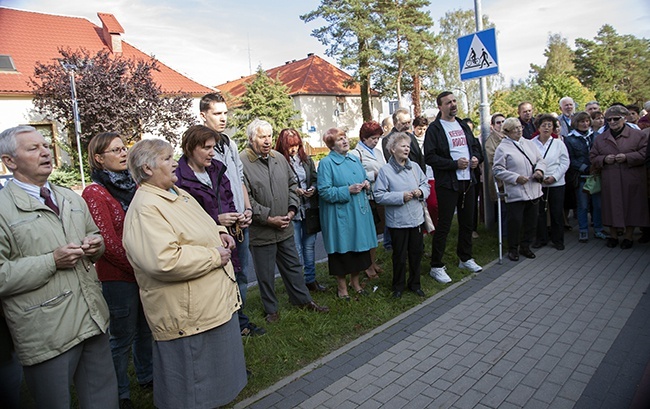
103,146,128,154
606,117,623,123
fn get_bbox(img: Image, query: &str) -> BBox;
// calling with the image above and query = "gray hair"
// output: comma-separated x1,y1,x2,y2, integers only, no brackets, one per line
559,96,575,107
501,117,521,133
127,138,173,185
392,107,410,124
246,118,273,144
0,125,37,157
387,132,411,154
585,101,600,108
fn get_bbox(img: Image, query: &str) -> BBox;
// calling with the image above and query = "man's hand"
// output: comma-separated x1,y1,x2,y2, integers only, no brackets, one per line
615,153,627,163
80,234,103,258
267,215,291,230
53,243,85,269
220,232,236,250
470,156,479,169
457,157,469,170
216,246,231,267
604,154,616,165
543,176,556,185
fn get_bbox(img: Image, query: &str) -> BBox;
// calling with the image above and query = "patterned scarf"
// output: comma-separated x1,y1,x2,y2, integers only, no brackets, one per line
91,169,137,211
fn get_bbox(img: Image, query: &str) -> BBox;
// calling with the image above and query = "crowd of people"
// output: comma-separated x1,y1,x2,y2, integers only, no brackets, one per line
0,91,648,408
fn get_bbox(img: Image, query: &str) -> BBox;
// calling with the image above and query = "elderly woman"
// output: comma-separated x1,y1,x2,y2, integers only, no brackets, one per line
123,139,246,409
493,118,547,261
274,128,326,293
374,132,430,298
318,128,377,300
174,125,264,337
81,133,153,407
531,115,570,250
349,120,386,279
590,105,649,249
565,112,607,243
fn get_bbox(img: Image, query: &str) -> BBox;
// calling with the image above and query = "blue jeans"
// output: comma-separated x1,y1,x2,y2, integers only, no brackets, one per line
576,180,603,233
102,281,153,399
293,220,317,284
236,228,251,331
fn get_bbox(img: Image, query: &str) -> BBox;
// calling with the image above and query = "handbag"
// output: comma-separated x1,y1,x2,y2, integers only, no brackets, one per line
583,174,601,194
304,207,321,234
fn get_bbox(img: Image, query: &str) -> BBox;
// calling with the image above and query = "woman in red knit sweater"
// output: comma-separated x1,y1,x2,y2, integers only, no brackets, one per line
82,133,152,409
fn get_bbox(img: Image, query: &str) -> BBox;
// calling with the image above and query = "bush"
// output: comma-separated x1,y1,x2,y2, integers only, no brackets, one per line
49,165,82,188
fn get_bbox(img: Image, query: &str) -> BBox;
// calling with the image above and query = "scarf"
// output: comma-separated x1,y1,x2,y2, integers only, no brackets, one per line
91,169,137,211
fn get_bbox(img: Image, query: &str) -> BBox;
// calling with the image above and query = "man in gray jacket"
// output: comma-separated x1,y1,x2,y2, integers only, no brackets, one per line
0,126,118,408
240,119,328,323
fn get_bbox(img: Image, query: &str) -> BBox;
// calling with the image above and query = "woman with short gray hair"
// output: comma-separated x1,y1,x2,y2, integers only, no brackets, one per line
123,139,247,409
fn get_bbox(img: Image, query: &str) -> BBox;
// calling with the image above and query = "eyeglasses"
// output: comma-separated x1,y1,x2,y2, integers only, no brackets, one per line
103,146,128,154
606,117,623,122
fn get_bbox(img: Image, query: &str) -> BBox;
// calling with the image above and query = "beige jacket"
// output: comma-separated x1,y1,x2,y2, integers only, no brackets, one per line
123,183,241,341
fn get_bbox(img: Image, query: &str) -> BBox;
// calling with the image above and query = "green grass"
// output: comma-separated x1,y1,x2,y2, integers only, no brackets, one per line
19,220,501,408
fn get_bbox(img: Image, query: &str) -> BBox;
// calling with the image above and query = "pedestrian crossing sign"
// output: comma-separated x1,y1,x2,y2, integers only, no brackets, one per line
458,28,499,81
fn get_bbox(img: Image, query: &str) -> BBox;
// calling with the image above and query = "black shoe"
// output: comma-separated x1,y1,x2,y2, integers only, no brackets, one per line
392,291,402,298
620,239,633,249
531,241,546,249
306,281,327,292
411,289,426,297
241,322,266,337
606,237,619,248
553,243,565,251
507,250,519,261
120,399,134,409
519,247,536,259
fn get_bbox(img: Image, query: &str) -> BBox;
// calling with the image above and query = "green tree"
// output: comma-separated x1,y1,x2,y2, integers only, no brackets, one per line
30,47,196,163
434,9,498,117
301,0,382,121
229,67,303,146
375,0,439,116
574,25,650,106
529,34,575,84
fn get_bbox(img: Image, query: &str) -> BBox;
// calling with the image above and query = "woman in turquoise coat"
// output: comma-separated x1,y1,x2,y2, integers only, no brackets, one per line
318,128,377,300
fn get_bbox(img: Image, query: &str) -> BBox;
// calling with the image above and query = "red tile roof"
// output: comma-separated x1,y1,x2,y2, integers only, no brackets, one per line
216,54,378,103
0,7,213,95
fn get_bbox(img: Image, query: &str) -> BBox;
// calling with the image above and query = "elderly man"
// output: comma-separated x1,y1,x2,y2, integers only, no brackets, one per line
381,107,426,172
517,102,536,140
424,92,484,283
0,126,118,408
558,96,576,137
585,101,601,114
240,119,328,323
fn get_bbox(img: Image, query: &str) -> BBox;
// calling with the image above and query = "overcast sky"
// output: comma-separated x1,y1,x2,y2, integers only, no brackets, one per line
3,0,649,90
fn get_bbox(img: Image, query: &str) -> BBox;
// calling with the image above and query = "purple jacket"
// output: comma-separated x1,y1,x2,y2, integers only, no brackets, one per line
174,156,241,273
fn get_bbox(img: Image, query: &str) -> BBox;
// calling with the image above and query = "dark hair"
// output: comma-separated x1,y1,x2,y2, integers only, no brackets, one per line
88,132,122,171
181,125,219,157
199,93,226,112
590,110,604,120
570,112,592,129
359,121,382,141
490,113,505,125
534,114,558,130
436,91,453,107
626,104,640,115
517,102,532,111
412,116,429,128
275,128,307,163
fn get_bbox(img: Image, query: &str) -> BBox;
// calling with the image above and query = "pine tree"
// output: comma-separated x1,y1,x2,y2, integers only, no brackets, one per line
228,67,303,146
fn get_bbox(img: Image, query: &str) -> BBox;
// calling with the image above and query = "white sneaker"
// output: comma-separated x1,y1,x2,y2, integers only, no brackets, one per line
458,258,483,273
429,266,452,283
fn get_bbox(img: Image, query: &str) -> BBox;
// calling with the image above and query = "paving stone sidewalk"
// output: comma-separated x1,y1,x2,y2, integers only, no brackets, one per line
237,234,650,409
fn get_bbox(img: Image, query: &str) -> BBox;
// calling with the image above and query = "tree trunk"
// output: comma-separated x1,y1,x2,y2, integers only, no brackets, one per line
359,39,372,121
412,72,421,117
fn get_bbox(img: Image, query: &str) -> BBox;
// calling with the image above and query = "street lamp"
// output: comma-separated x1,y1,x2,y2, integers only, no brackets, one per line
59,60,86,188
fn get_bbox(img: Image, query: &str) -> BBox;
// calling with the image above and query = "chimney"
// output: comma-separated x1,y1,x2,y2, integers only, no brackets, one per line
307,53,314,58
97,13,125,54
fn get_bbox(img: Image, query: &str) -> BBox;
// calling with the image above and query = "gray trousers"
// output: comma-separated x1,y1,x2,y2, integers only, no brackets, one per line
23,333,119,409
250,236,312,314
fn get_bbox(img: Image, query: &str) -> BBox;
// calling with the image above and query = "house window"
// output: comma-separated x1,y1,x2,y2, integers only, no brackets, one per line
0,55,17,72
336,96,346,113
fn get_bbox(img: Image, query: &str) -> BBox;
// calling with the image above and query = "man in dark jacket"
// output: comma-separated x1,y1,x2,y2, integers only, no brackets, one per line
424,92,484,284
